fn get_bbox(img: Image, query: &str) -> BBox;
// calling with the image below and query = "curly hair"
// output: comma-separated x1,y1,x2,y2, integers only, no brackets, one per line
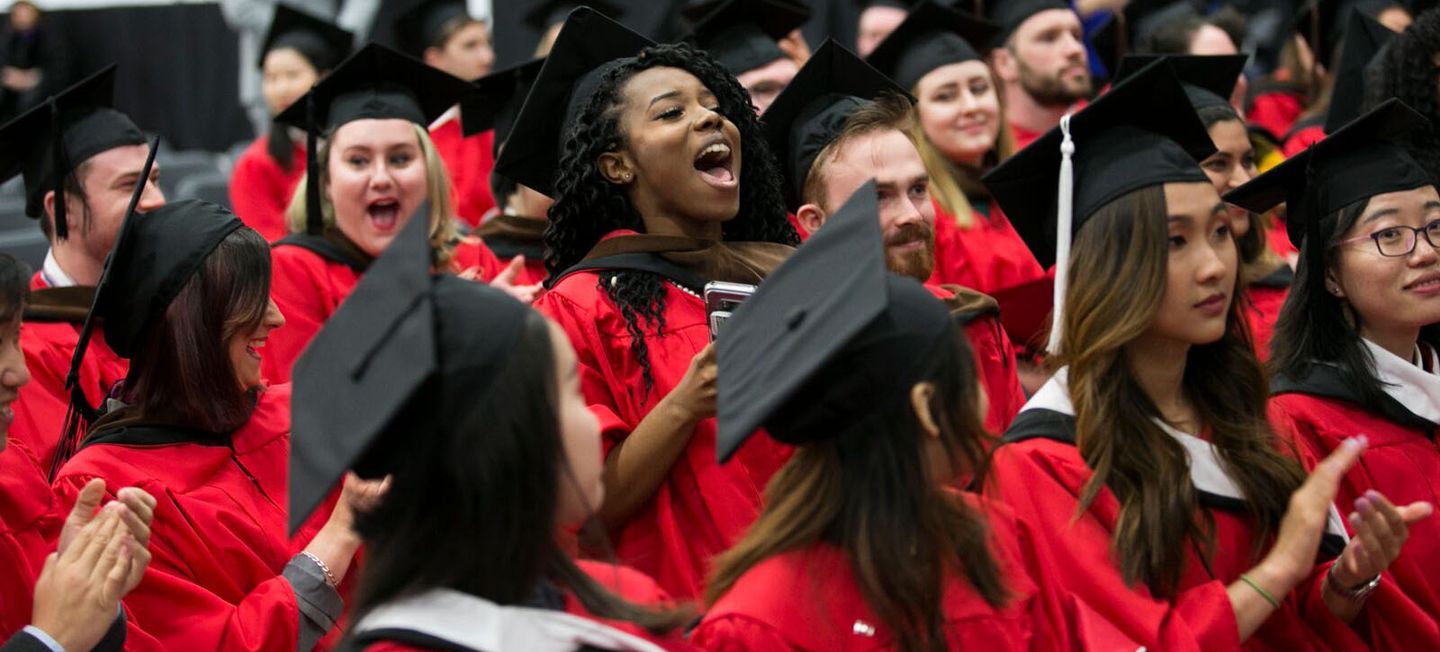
1372,8,1440,180
544,43,797,393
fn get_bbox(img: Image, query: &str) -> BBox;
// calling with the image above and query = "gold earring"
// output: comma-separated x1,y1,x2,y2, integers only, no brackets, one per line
623,173,633,182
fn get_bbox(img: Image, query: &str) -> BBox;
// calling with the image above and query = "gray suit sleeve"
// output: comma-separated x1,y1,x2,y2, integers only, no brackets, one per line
283,554,344,652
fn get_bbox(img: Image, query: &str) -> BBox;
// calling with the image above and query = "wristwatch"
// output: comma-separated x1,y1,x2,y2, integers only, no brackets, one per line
1326,563,1381,603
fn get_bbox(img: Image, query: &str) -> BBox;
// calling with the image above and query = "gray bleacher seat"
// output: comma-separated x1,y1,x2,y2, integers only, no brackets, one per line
173,172,231,210
0,194,44,270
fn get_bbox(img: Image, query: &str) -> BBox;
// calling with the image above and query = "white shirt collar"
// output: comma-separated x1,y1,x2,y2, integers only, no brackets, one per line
41,249,76,288
1362,338,1440,425
350,588,667,652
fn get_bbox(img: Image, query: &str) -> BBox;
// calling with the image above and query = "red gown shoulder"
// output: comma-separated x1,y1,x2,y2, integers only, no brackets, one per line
922,284,1024,433
1244,281,1289,363
0,438,62,640
1269,393,1440,632
265,244,361,385
1282,123,1325,159
429,117,495,229
535,270,789,600
12,273,128,470
50,385,305,651
1248,90,1305,143
229,136,305,243
929,201,1044,296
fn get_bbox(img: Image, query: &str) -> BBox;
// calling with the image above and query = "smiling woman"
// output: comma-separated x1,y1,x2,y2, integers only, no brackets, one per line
497,9,797,601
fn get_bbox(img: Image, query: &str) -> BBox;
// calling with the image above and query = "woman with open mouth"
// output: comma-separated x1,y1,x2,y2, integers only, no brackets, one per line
494,9,798,602
864,0,1045,299
982,63,1433,650
263,43,541,386
1236,98,1440,633
50,146,387,650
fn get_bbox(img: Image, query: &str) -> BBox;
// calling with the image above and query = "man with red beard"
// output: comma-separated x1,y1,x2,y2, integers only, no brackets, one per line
986,1,1093,150
764,41,1025,433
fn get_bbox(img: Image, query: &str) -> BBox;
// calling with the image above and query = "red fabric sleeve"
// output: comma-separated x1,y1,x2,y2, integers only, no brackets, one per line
228,139,298,243
690,615,798,652
985,442,1233,651
264,250,332,385
535,290,632,458
51,475,301,652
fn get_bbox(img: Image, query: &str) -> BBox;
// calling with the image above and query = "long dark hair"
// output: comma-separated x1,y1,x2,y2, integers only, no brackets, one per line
1372,9,1440,181
119,227,272,433
264,37,343,171
349,312,690,634
544,43,797,394
1271,194,1440,406
708,325,1006,652
1058,185,1305,597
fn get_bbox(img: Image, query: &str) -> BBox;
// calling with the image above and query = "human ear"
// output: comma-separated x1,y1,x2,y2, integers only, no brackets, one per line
910,382,940,439
597,151,636,185
794,203,826,236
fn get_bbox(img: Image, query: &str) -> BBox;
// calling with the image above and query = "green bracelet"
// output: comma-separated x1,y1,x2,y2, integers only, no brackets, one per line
1239,573,1281,609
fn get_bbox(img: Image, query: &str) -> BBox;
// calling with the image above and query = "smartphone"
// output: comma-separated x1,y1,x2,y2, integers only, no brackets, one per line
704,281,756,340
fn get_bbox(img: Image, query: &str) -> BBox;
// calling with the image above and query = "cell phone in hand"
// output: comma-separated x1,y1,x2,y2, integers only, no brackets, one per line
705,281,756,341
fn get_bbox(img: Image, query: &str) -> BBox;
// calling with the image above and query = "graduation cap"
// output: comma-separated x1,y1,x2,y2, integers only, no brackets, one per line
54,139,245,475
523,0,624,33
396,0,475,57
987,0,1070,46
258,5,354,70
863,0,999,91
762,39,911,211
1324,8,1394,133
493,7,654,198
1225,98,1430,249
274,43,471,236
983,59,1213,353
289,195,532,533
0,66,145,240
460,57,547,158
717,178,952,462
1113,54,1247,111
681,0,809,76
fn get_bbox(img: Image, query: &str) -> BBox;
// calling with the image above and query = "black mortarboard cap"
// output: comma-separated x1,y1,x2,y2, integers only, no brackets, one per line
493,7,654,197
460,57,547,157
984,59,1214,270
289,198,532,532
717,179,951,461
854,0,909,9
401,0,474,56
682,0,808,75
258,5,354,70
864,1,999,91
762,39,911,211
274,43,471,236
1293,0,1399,70
523,0,624,32
1113,54,1247,111
1225,98,1431,248
1324,8,1393,133
0,66,145,240
54,138,244,476
988,0,1070,46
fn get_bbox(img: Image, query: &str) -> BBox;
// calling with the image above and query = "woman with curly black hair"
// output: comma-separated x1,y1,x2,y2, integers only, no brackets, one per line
1371,6,1440,182
494,8,797,601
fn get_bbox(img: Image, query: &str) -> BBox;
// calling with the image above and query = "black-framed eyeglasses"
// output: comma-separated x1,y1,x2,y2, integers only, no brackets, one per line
1335,220,1440,257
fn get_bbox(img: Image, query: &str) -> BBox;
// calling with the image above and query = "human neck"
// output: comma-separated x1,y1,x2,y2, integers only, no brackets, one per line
1003,83,1071,135
50,239,103,286
1359,323,1421,365
637,212,722,241
1124,332,1193,431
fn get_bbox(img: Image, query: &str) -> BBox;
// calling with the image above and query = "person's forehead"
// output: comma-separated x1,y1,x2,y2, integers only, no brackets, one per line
1017,8,1078,39
831,129,923,179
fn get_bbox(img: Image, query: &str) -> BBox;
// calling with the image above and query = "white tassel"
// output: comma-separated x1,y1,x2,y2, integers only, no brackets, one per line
1048,113,1076,356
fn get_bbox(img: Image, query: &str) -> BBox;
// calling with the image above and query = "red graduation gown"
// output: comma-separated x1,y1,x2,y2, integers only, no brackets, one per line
535,271,791,601
229,136,305,243
1269,392,1440,628
923,284,1025,434
10,273,128,470
51,385,305,651
1248,90,1305,144
1242,266,1292,364
1282,122,1325,159
358,560,695,652
429,116,496,229
693,497,1138,651
929,201,1045,297
988,432,1415,651
0,438,62,640
265,238,505,384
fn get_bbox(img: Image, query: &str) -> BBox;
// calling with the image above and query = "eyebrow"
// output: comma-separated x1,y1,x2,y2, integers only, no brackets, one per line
649,90,682,107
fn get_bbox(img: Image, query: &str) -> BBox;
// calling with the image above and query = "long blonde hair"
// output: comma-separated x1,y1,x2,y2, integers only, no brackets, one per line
285,123,458,267
910,66,1015,228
